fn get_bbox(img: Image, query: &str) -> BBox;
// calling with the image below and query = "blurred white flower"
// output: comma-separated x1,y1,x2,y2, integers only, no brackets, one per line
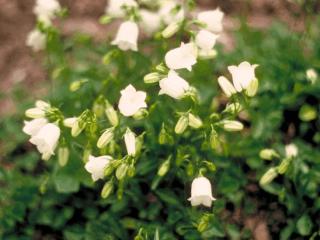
228,61,258,92
112,21,139,51
106,0,137,18
159,70,190,99
165,42,197,71
139,10,161,36
25,100,50,118
188,176,216,207
118,84,147,117
33,0,61,24
195,30,219,51
159,0,184,25
218,76,236,97
23,118,48,136
285,144,298,158
197,9,224,33
220,120,244,132
26,29,46,52
306,68,317,84
29,123,60,160
124,128,136,156
85,155,112,181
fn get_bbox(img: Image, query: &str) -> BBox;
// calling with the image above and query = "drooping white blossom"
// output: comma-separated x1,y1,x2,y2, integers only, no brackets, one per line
26,29,46,52
33,0,61,25
124,128,136,156
118,84,147,117
111,21,139,51
159,0,184,25
285,144,298,158
228,61,258,92
29,123,60,160
23,118,48,136
195,30,219,51
105,0,137,18
188,176,216,207
159,70,190,99
85,155,112,181
139,10,161,36
165,42,197,71
197,9,224,33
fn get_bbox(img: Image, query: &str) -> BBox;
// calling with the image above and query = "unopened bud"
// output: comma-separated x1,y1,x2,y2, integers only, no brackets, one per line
97,128,114,149
162,21,181,38
127,164,135,177
197,214,211,232
260,167,278,185
306,68,317,84
155,63,168,74
101,180,113,199
188,113,203,129
58,147,69,167
104,162,115,177
224,103,243,114
105,100,119,127
71,119,85,137
35,100,50,109
63,117,77,128
144,72,162,84
198,49,217,60
175,115,189,134
159,124,173,145
210,129,219,150
220,120,244,132
246,78,259,97
218,76,236,97
25,108,45,118
133,109,148,120
278,158,292,174
157,157,171,176
259,149,280,160
124,128,136,156
116,163,129,180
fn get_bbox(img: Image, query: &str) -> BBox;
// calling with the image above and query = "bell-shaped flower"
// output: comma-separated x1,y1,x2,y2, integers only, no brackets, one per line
139,10,161,36
85,155,112,181
228,61,258,92
165,42,197,71
29,123,60,160
159,70,190,99
195,30,219,51
23,118,48,136
26,29,46,52
197,9,224,33
124,128,136,156
33,0,61,25
105,0,137,18
111,21,139,51
159,0,184,25
118,84,147,117
285,144,298,158
188,176,216,207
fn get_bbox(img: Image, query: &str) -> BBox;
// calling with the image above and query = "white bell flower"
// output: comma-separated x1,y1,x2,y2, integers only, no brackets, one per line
139,10,161,36
165,42,197,71
218,76,237,97
159,0,184,25
124,128,136,156
195,30,219,51
188,176,216,207
29,123,60,160
227,61,258,92
118,84,147,117
33,0,61,24
197,9,224,33
105,0,137,18
23,118,48,136
111,21,139,51
85,155,112,181
159,70,190,99
285,144,298,158
26,29,46,52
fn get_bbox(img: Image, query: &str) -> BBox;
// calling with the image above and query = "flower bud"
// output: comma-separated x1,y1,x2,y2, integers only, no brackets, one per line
259,149,279,160
71,119,85,137
116,163,129,180
104,162,115,177
197,214,211,232
209,129,219,150
35,100,50,109
93,101,105,118
162,21,181,38
135,133,145,156
69,81,82,92
144,72,162,84
198,49,217,60
127,164,136,177
217,76,236,97
133,109,149,120
58,147,69,167
63,117,77,128
82,147,91,163
224,103,242,114
220,120,243,132
278,158,292,175
306,68,317,84
188,113,203,129
285,143,298,158
97,128,114,149
159,124,173,145
259,167,278,186
25,108,45,118
155,63,168,74
157,157,171,176
175,115,189,134
245,78,259,97
105,100,119,127
124,128,136,156
101,180,114,199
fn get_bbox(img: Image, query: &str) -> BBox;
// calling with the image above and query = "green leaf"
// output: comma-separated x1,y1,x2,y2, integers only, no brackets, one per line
296,214,313,236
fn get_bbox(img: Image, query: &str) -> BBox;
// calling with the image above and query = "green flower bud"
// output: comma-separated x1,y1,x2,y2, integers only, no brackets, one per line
69,79,88,92
104,162,115,177
105,100,119,127
224,103,243,114
245,78,259,97
162,21,181,38
101,180,113,199
259,149,280,160
133,109,149,120
220,120,244,132
97,128,114,149
25,108,45,118
99,15,112,25
159,124,174,145
157,157,171,176
71,119,85,137
260,167,278,186
175,115,189,134
210,128,219,150
155,63,168,74
58,147,69,167
116,163,129,180
197,214,211,232
188,113,203,129
82,147,91,163
127,164,136,177
277,158,292,175
144,72,162,84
